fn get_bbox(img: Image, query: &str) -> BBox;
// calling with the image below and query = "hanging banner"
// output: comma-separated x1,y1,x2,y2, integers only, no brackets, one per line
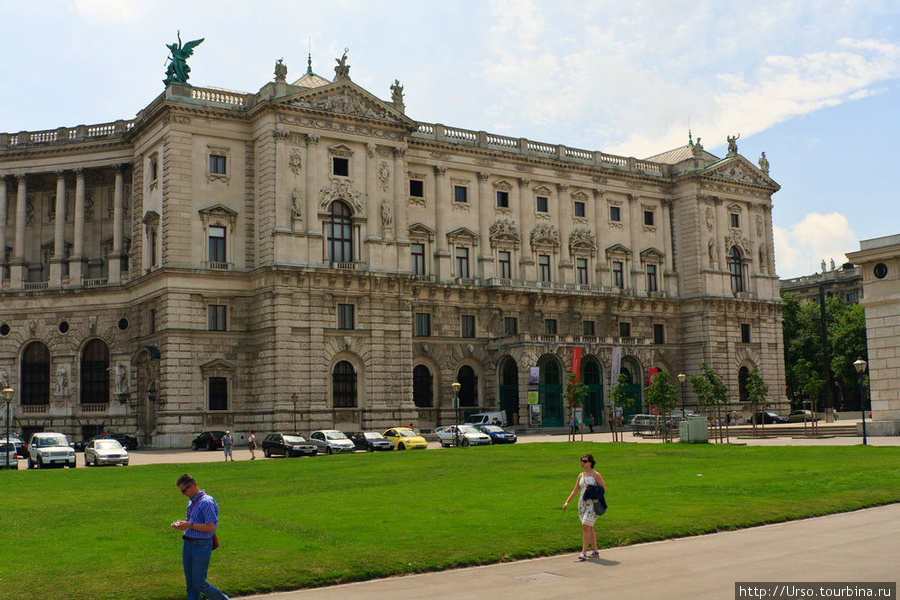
528,366,540,391
648,367,660,387
571,347,583,380
610,346,622,388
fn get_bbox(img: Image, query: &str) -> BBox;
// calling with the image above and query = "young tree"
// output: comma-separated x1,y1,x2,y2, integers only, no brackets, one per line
645,370,678,442
563,372,588,442
745,365,769,436
609,372,632,443
690,363,728,443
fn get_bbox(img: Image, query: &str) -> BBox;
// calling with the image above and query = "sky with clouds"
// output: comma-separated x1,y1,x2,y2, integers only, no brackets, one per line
1,0,897,278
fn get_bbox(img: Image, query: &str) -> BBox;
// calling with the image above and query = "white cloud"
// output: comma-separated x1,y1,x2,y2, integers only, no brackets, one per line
72,0,153,23
774,213,857,278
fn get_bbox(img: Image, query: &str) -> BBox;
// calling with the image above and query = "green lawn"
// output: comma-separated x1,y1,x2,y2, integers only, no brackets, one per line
2,443,899,600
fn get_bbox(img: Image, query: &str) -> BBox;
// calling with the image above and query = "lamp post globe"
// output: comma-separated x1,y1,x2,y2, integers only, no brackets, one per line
853,359,868,446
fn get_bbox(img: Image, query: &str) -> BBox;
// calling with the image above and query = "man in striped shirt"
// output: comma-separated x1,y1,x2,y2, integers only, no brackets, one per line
172,474,229,600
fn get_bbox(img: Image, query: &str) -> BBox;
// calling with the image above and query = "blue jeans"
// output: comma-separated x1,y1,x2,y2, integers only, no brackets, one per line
182,538,228,600
223,445,233,458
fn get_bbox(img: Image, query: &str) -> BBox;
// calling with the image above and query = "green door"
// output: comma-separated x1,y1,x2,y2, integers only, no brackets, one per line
499,359,519,426
539,359,563,427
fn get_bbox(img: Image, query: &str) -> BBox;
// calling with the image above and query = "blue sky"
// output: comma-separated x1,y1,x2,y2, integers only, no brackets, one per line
1,0,897,278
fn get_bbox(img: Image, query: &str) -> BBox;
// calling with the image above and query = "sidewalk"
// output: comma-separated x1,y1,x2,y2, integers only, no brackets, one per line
241,503,900,600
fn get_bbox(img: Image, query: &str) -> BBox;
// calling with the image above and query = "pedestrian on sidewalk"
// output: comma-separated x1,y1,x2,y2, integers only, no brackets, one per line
588,414,595,433
171,474,229,600
247,430,257,460
562,453,606,561
221,431,233,462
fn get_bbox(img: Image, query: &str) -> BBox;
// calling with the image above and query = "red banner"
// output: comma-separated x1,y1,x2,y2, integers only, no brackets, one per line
571,347,583,381
648,367,660,386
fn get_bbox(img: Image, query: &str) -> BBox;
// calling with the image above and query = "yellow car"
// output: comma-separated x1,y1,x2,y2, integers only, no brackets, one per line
383,427,428,450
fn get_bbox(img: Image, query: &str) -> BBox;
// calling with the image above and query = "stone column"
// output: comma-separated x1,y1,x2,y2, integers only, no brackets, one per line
305,134,319,234
49,172,67,287
10,174,27,288
517,178,533,281
627,194,641,290
762,205,774,275
592,189,604,282
69,169,86,286
0,176,7,287
557,184,572,284
661,199,673,273
108,164,126,284
393,147,407,242
476,172,493,280
432,166,450,280
714,197,727,272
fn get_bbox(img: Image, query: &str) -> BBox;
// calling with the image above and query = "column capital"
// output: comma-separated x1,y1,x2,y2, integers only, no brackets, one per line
517,177,530,188
306,133,320,146
74,168,86,178
433,165,446,177
476,171,490,181
55,170,67,180
113,163,131,174
16,173,26,183
556,183,568,193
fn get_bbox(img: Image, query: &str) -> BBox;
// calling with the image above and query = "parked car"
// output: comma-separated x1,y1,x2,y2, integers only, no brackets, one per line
191,431,226,451
474,424,518,444
434,425,492,447
262,433,317,458
0,440,18,470
27,432,76,469
788,410,818,423
749,412,789,425
382,427,428,450
75,432,139,451
464,411,508,427
308,430,356,454
348,431,394,452
0,435,26,457
84,439,129,466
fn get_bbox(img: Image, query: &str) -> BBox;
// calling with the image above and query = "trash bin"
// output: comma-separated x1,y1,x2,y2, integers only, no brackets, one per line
679,416,709,443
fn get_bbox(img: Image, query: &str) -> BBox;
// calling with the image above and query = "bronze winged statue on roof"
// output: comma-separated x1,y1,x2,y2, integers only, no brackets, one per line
164,31,205,86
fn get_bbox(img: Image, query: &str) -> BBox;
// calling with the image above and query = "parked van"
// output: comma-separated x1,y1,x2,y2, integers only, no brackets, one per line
464,411,508,427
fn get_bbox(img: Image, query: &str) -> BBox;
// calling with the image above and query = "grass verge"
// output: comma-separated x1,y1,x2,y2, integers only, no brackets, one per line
1,443,898,600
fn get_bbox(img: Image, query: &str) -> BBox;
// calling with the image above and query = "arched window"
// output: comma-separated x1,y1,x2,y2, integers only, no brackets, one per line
729,246,745,293
413,365,433,407
81,339,110,404
327,201,353,264
457,365,478,407
739,366,750,402
21,342,50,406
332,360,357,408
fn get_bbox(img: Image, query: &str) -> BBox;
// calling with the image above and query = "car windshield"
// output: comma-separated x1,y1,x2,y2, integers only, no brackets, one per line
96,441,121,450
284,435,307,444
459,426,480,434
481,425,503,433
325,432,347,440
38,437,66,447
397,430,418,437
0,443,13,452
363,433,383,439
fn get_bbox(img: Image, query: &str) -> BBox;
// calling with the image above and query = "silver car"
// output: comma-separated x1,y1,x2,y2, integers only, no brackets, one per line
27,432,76,469
434,425,492,447
0,440,18,470
84,439,129,466
308,430,355,454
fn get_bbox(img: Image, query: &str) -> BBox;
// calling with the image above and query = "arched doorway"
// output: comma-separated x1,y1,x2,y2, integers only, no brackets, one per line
620,357,643,420
538,355,563,427
413,365,433,408
738,366,750,402
498,357,519,426
581,357,603,429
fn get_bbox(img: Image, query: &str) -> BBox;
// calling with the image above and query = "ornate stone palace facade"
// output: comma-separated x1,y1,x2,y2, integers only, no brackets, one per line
0,57,786,446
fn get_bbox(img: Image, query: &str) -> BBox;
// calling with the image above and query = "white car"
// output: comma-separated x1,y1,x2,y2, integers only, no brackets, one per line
0,440,18,470
27,432,76,469
308,430,355,454
434,425,492,447
84,438,129,466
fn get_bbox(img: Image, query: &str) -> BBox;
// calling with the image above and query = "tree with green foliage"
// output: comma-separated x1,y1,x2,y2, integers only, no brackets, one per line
609,372,632,442
690,363,729,443
645,370,678,442
563,372,589,442
745,365,770,436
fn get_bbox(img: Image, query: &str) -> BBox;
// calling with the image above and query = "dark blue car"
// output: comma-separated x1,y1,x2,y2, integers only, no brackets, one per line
474,424,517,444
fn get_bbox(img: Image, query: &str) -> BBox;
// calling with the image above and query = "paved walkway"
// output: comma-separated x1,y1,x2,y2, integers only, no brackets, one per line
241,503,900,600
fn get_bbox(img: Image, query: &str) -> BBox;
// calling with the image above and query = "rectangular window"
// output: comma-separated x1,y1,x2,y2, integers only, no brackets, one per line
653,323,665,344
454,185,468,203
731,213,740,228
496,190,509,208
208,226,226,264
741,323,751,343
409,179,424,198
619,322,631,338
498,250,511,279
209,155,226,175
455,247,470,278
647,264,658,292
576,258,588,285
208,377,228,411
582,320,596,336
461,315,475,338
332,157,349,177
644,210,655,226
150,159,159,182
411,243,425,275
337,304,355,330
208,305,227,331
539,254,551,282
610,206,621,222
545,319,558,335
613,261,624,289
846,292,859,304
536,196,548,213
150,231,158,267
504,317,518,336
414,313,431,337
574,201,586,218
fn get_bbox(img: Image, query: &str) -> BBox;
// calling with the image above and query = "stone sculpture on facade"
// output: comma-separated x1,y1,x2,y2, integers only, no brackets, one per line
163,31,204,86
114,362,129,395
274,58,287,83
334,48,351,81
391,79,405,112
55,365,69,397
758,151,769,175
291,188,303,224
381,199,393,227
692,137,704,157
0,367,8,390
726,133,740,156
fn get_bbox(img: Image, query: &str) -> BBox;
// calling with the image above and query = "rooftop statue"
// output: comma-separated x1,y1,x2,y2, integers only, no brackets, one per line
726,133,740,156
758,151,769,174
274,58,287,83
163,31,205,86
334,48,351,81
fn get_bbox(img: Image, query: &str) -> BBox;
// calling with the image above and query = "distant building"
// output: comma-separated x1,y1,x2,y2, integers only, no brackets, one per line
0,52,787,447
847,234,900,434
780,262,862,305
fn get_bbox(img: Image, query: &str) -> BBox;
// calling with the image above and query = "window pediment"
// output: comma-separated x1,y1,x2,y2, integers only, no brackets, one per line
200,358,237,374
408,222,436,243
605,243,631,258
446,227,479,245
530,223,560,248
640,247,665,262
328,143,355,158
492,179,513,191
533,184,553,196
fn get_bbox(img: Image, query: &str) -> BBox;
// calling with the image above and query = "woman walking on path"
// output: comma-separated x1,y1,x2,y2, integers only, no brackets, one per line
247,430,257,460
562,453,605,560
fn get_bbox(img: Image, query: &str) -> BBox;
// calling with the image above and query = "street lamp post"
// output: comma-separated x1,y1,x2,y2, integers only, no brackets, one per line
2,387,13,467
677,373,686,419
853,358,868,446
451,382,462,447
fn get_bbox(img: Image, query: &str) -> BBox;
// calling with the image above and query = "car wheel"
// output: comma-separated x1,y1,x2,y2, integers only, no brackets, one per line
27,458,33,469
69,461,76,469
123,461,129,466
326,447,333,455
462,438,470,447
440,442,448,448
367,446,373,452
399,443,406,451
264,448,271,458
191,441,199,451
